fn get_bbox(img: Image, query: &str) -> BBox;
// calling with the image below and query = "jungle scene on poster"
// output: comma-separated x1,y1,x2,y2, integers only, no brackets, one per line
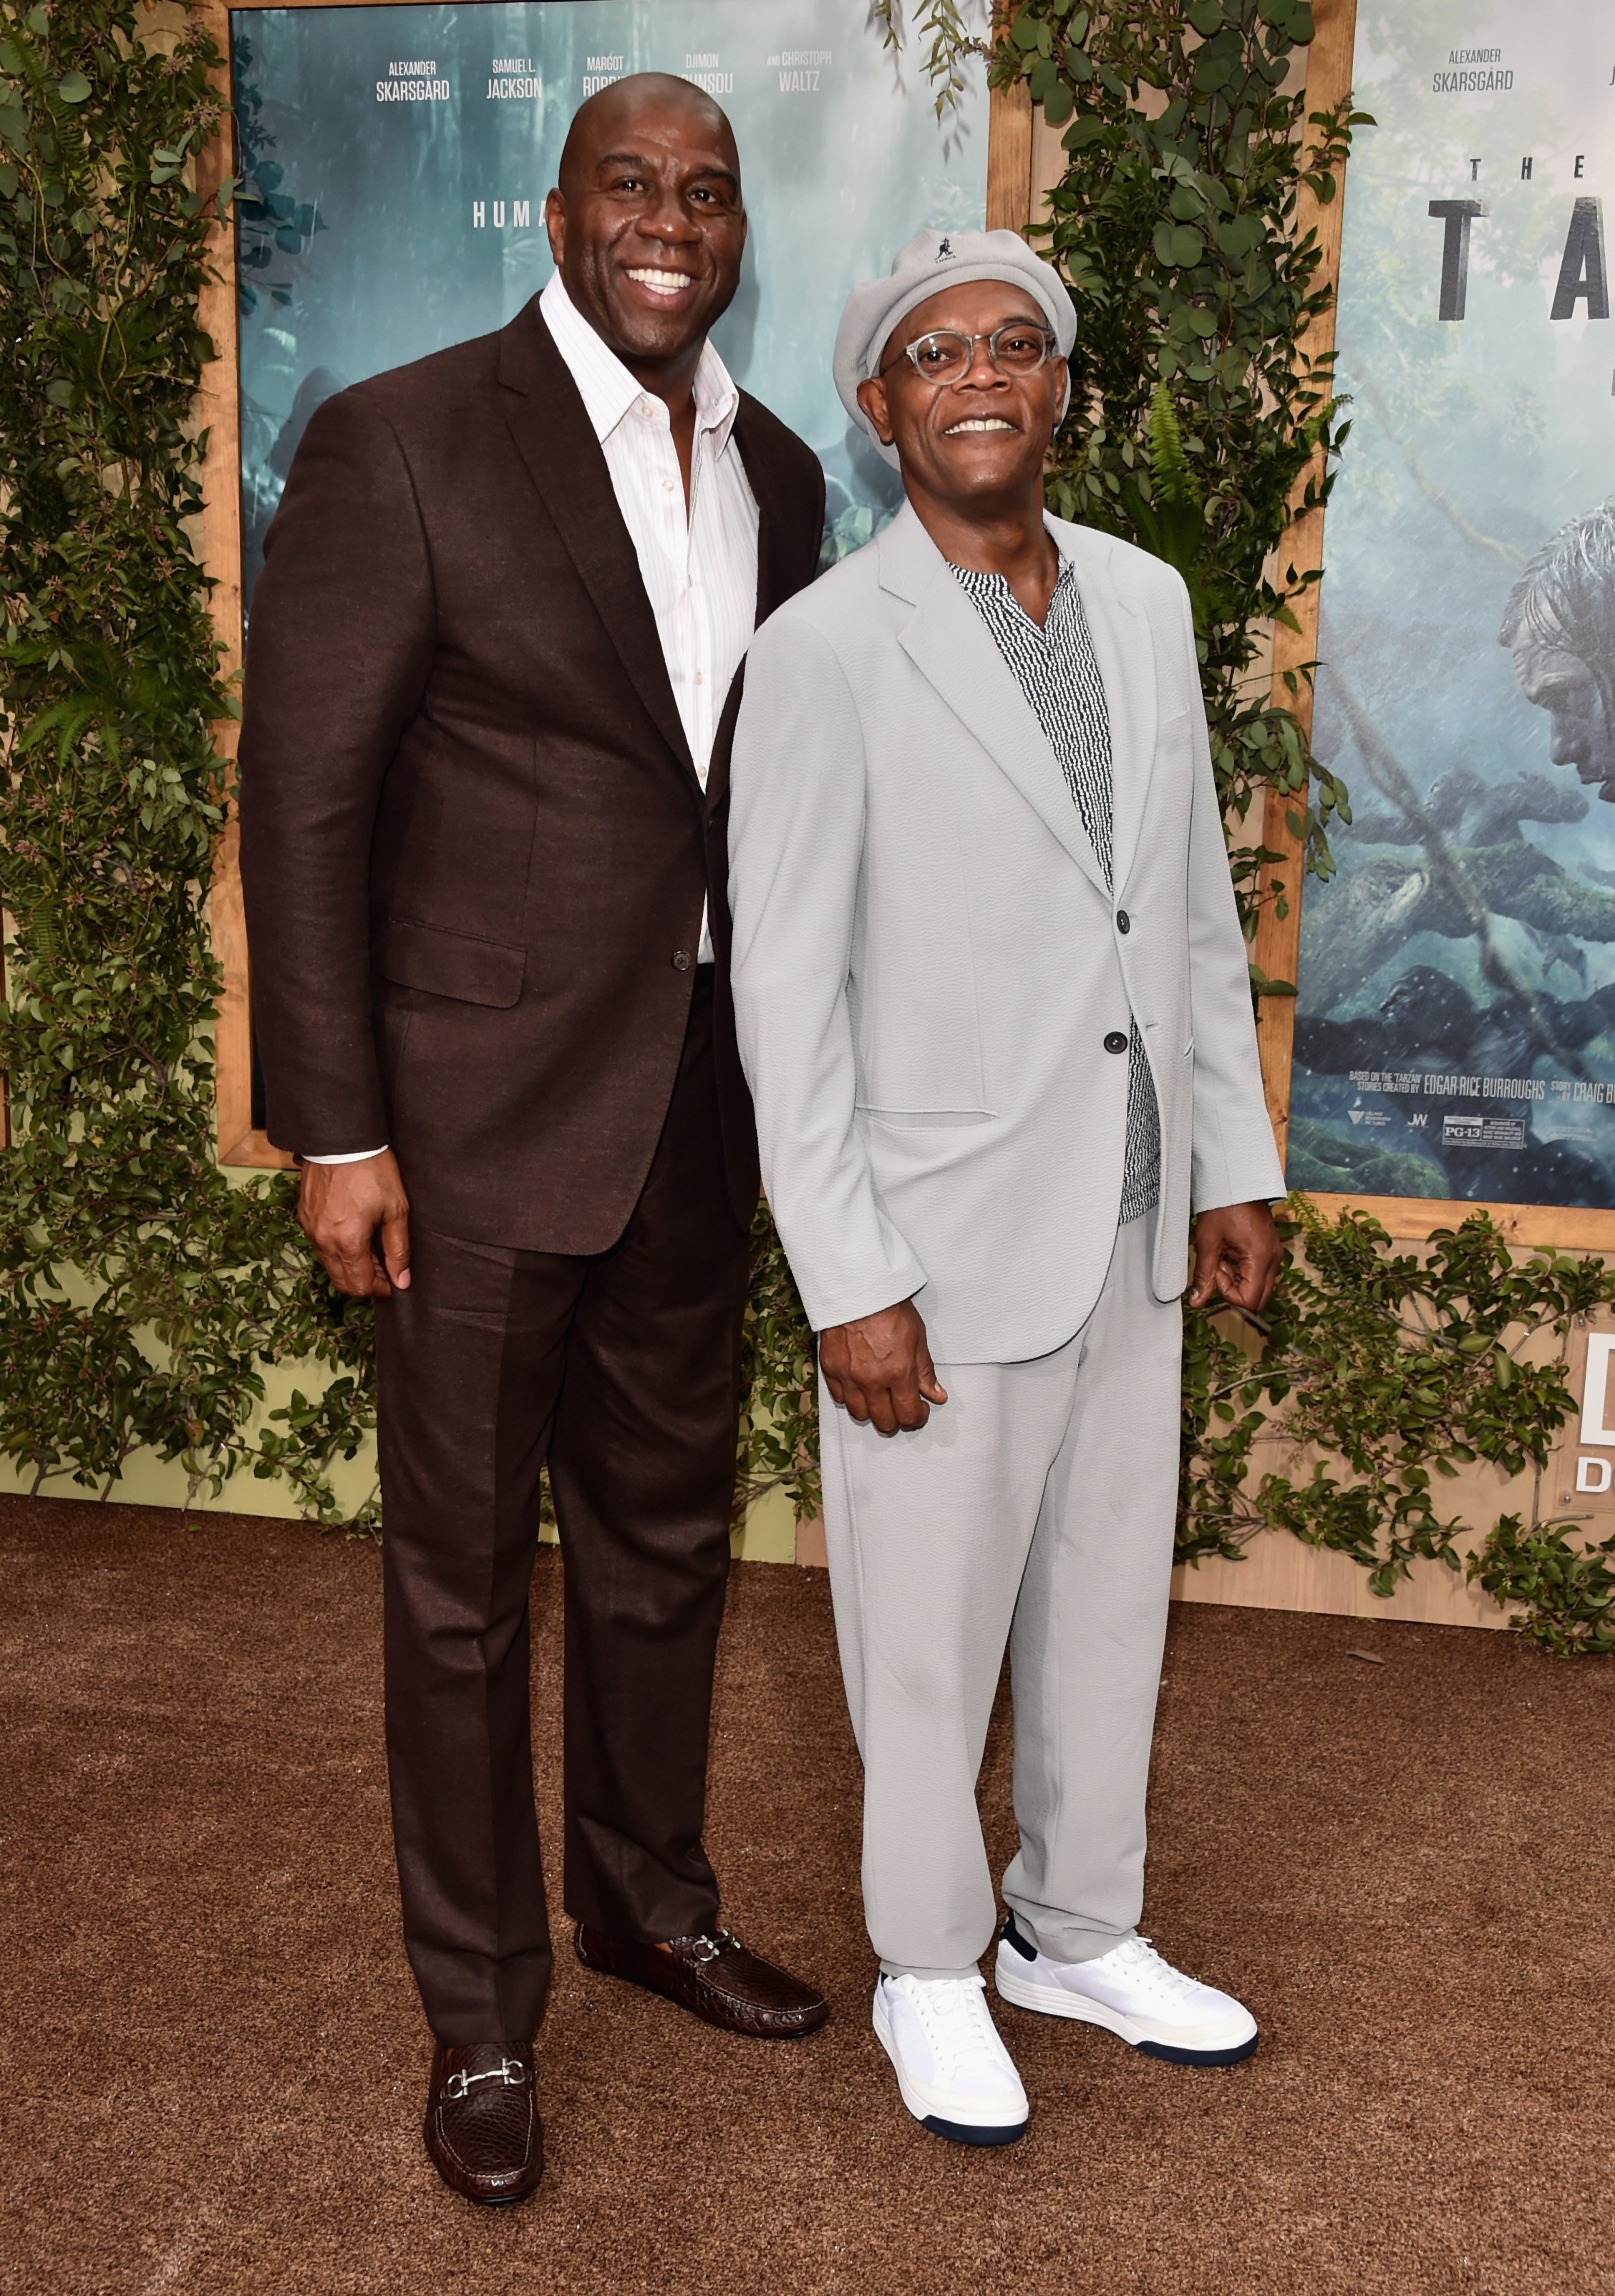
1291,0,1615,1210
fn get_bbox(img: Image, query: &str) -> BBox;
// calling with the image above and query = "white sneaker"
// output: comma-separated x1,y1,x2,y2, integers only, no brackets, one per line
994,1915,1258,2066
872,1972,1029,2146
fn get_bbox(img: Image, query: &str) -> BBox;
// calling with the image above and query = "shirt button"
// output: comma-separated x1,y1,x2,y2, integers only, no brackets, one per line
694,671,704,685
1116,910,1131,934
671,949,693,972
662,477,676,491
1104,1031,1128,1054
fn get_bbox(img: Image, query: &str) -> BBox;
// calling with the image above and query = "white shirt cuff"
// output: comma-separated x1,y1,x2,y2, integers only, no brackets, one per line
304,1147,388,1164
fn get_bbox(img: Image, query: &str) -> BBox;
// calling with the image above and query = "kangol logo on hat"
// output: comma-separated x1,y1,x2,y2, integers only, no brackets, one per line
935,235,955,262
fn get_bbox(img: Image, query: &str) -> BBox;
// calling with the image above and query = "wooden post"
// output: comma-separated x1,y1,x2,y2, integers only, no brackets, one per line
986,78,1034,233
1251,0,1358,1169
195,0,292,1167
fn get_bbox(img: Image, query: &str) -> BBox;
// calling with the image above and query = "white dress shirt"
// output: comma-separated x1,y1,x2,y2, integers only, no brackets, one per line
309,273,761,1164
540,271,760,878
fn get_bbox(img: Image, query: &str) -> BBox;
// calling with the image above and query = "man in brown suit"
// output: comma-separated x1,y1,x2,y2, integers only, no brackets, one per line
239,76,828,2206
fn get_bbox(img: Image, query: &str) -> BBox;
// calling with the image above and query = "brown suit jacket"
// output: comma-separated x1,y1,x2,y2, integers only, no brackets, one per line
238,293,825,1252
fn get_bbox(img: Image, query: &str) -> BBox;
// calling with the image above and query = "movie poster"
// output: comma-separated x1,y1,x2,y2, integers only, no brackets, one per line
1288,0,1615,1210
230,0,989,605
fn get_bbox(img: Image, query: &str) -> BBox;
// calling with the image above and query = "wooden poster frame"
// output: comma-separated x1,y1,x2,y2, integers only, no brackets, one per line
194,0,1032,1169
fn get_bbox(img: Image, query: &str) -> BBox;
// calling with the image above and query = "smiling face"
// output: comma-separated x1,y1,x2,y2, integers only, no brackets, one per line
854,278,1066,517
544,75,747,374
1508,621,1615,793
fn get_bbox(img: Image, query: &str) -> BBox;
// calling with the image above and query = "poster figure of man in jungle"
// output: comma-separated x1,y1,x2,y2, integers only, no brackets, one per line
1290,0,1615,1211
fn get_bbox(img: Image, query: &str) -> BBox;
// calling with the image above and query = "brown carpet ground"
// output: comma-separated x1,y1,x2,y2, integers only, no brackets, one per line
0,1492,1610,2295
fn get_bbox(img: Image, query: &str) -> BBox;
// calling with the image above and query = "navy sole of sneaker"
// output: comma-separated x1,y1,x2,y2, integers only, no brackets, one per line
921,2113,1029,2146
1135,2032,1260,2067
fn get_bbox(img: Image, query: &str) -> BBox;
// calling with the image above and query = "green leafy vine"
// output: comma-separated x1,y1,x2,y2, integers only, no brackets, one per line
1183,1205,1615,1648
0,0,376,1525
871,1,987,117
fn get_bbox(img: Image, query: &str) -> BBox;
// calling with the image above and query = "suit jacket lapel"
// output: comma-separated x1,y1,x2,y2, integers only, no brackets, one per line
496,300,695,782
734,395,793,631
702,396,799,820
1063,527,1158,897
883,507,1110,899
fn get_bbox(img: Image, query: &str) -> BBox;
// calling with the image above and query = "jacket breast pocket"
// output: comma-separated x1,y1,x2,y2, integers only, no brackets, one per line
1154,704,1194,787
856,1107,994,1129
376,917,526,1008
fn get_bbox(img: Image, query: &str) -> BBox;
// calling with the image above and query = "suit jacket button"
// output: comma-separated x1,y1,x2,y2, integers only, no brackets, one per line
1104,1030,1128,1054
1116,910,1131,933
672,949,693,971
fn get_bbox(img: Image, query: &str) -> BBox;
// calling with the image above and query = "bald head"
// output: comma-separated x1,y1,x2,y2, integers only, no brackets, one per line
544,72,748,388
558,72,739,201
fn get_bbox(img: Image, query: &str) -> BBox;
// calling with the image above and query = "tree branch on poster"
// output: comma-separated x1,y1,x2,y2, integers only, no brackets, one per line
1352,367,1523,574
231,35,325,316
1330,676,1608,1094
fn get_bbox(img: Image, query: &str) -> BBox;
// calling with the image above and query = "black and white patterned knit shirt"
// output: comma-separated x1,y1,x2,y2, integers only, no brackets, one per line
950,554,1162,1223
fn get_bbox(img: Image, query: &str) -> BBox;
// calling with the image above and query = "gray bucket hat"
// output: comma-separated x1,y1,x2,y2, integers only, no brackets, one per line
833,227,1077,467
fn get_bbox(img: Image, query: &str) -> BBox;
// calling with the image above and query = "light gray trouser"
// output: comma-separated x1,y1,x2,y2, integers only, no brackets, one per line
817,1211,1183,1980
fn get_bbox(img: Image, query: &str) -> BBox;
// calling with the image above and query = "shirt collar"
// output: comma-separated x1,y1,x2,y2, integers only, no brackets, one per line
950,540,1077,623
540,271,741,457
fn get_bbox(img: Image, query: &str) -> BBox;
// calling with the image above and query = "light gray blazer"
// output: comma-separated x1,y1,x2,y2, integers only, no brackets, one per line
727,500,1284,1365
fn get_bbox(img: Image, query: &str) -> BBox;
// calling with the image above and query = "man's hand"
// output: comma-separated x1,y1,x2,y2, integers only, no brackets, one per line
298,1150,412,1300
818,1300,947,1435
1186,1200,1281,1314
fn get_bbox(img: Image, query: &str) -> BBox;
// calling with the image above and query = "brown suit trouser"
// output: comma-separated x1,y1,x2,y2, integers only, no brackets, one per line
375,975,750,2044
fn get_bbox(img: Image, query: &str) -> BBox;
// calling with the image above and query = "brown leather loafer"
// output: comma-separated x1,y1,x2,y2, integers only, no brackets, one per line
574,1922,829,2039
423,2043,543,2205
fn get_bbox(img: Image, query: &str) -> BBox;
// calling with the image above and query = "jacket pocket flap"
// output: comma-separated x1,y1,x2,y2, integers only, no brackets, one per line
377,918,526,1008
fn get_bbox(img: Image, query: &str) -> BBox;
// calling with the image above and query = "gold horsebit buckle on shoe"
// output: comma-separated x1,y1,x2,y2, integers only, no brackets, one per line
666,1928,739,1965
442,2056,530,2102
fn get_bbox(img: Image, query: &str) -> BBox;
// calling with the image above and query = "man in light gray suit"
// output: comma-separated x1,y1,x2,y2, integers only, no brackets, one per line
728,230,1286,2147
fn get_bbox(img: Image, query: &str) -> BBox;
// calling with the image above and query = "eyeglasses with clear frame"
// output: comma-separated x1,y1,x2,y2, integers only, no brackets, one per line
878,320,1060,386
